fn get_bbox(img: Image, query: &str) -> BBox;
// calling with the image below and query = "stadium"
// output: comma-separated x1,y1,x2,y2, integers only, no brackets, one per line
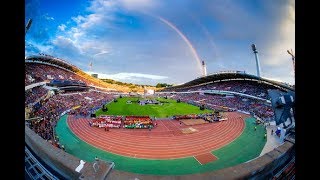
25,1,295,179
25,54,295,179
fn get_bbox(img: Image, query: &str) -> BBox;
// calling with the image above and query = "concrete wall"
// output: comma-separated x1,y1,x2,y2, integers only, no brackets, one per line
25,126,113,180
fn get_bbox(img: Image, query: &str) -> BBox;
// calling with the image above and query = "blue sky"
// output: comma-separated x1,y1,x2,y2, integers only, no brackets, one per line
25,0,295,86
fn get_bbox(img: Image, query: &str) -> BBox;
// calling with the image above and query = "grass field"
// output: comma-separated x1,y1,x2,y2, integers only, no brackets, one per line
95,97,212,118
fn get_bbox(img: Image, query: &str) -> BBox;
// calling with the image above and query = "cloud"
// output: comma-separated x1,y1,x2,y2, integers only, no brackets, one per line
46,0,198,77
59,13,200,82
43,13,54,20
262,0,295,66
94,50,109,57
112,72,167,80
51,36,82,59
25,43,41,56
52,1,116,58
261,62,294,85
71,15,86,24
25,40,54,56
58,24,66,31
25,0,54,46
79,13,107,29
118,0,159,11
85,71,168,85
52,36,77,49
87,0,118,13
25,0,295,85
195,0,295,84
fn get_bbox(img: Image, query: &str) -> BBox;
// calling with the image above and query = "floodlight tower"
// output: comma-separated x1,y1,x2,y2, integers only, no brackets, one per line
202,60,207,77
25,19,32,36
251,44,261,77
89,62,93,71
287,49,295,75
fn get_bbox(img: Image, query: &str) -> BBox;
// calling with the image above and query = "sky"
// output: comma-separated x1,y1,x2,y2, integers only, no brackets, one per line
25,0,295,86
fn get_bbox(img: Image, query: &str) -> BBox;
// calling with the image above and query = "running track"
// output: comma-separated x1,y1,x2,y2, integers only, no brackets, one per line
68,112,247,159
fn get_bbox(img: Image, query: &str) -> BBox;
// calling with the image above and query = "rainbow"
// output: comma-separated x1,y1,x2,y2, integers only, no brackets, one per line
189,14,219,61
155,15,203,75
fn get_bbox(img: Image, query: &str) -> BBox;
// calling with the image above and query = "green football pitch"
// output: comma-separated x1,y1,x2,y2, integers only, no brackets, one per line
95,97,212,118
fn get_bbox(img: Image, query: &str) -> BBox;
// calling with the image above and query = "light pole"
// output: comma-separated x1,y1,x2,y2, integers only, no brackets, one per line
287,49,295,76
202,60,207,77
251,44,261,77
91,51,108,77
25,19,32,36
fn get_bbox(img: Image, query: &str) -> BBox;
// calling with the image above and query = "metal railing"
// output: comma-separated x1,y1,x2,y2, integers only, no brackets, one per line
25,146,59,180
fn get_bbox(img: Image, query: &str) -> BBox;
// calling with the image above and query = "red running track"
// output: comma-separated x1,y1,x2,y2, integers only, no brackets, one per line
68,112,247,159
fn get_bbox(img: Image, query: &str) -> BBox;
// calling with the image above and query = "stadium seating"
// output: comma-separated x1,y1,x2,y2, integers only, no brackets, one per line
26,60,280,152
172,80,277,98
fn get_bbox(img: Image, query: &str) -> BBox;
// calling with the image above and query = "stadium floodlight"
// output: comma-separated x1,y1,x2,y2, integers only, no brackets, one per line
251,44,257,53
287,49,295,75
25,19,33,35
251,44,261,77
202,60,207,77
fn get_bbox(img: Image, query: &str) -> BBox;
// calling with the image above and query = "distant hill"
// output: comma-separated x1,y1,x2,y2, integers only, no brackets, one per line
99,78,162,92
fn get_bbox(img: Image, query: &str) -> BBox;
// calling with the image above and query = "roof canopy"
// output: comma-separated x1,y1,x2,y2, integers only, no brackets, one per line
165,71,294,92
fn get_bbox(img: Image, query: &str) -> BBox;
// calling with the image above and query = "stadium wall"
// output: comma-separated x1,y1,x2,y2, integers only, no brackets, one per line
228,141,295,179
25,126,114,179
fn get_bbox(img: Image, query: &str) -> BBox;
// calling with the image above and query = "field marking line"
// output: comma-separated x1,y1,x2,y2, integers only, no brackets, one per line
193,156,203,165
159,120,170,131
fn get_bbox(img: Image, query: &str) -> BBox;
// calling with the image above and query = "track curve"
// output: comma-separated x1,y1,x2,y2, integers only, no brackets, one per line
68,112,247,159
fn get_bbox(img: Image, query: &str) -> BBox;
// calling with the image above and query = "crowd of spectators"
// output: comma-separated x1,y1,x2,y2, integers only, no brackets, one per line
25,62,118,147
25,63,80,86
161,80,277,121
25,86,48,106
25,62,122,150
172,80,277,98
26,90,115,146
25,63,101,87
170,93,274,121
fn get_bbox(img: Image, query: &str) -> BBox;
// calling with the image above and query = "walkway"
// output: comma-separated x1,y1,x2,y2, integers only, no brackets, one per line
259,124,283,156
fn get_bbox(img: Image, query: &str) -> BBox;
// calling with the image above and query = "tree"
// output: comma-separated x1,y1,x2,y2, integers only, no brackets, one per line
156,83,173,88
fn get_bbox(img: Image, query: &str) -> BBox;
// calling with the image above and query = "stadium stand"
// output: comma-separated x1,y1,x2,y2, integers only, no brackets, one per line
169,93,274,121
25,55,117,178
25,56,295,179
25,86,48,106
25,55,142,92
26,90,115,143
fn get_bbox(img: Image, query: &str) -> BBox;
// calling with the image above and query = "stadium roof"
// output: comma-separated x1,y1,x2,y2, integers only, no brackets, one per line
25,54,80,73
165,71,294,92
25,55,294,92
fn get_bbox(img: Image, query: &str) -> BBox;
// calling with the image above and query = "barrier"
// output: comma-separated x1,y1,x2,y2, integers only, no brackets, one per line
25,125,114,179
